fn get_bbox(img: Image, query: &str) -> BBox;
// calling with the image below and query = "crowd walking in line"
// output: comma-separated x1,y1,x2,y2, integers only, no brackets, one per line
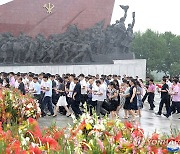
0,72,180,121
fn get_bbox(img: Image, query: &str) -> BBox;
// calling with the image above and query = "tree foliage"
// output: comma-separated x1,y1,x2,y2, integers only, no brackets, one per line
131,30,180,76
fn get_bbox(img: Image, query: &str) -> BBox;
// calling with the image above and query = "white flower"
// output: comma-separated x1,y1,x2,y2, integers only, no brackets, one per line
21,137,27,146
25,137,30,142
31,142,39,148
26,110,30,115
27,103,33,108
94,124,105,131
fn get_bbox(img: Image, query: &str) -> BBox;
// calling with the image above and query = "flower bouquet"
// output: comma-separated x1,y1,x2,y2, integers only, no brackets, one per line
0,88,41,125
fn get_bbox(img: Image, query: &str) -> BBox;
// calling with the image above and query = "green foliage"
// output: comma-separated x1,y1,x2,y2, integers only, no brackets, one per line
131,30,180,76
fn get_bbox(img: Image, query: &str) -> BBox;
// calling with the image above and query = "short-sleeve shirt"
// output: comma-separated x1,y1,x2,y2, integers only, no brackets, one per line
172,85,180,102
68,82,75,98
97,85,105,101
109,88,118,101
44,81,52,97
33,82,41,95
92,85,99,101
80,79,87,94
73,83,81,101
58,83,65,96
148,84,155,93
161,84,169,99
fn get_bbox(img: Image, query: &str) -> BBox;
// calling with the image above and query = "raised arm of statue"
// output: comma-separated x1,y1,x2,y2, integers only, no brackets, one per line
131,12,135,29
120,5,129,20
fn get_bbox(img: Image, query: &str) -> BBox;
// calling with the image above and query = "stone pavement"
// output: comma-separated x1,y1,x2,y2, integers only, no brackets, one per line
38,93,180,135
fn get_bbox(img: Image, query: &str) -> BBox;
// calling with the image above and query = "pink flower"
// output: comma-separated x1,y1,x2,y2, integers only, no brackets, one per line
97,138,105,152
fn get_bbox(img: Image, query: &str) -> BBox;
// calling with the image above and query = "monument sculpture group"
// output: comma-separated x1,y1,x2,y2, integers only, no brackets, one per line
0,5,135,64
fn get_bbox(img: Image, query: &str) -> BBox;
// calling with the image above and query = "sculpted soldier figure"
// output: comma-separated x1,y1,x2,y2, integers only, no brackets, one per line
121,12,136,53
71,43,93,63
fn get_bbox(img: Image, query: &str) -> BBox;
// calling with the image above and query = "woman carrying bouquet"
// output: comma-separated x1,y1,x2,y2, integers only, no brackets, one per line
53,77,71,117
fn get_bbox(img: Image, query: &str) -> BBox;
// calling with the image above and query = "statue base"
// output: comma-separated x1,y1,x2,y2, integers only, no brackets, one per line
0,59,146,80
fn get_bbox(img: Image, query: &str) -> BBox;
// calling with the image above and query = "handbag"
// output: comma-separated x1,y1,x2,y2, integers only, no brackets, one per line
102,99,111,112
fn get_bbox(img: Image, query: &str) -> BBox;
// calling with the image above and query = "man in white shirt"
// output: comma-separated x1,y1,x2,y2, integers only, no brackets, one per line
28,74,34,93
166,76,173,89
33,77,41,105
95,80,105,116
41,74,54,117
79,74,88,107
22,74,29,90
14,74,20,89
87,78,97,115
100,78,107,101
67,74,75,106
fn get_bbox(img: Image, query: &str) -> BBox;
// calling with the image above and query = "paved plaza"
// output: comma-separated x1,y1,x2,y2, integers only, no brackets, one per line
38,93,180,135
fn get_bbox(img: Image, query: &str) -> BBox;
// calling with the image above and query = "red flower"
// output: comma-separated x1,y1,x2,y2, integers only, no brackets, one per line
27,118,42,138
149,146,158,153
151,133,159,140
175,134,180,141
79,120,86,130
28,118,36,124
29,145,42,154
156,84,162,89
53,129,65,140
114,131,122,142
168,137,175,143
162,149,168,154
124,121,133,129
104,131,112,136
42,137,59,150
132,128,144,138
8,140,21,154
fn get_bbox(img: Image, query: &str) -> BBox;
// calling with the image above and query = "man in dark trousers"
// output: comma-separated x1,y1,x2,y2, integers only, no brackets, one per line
18,77,26,95
50,75,57,105
41,74,54,117
72,77,82,118
142,77,150,103
156,78,169,115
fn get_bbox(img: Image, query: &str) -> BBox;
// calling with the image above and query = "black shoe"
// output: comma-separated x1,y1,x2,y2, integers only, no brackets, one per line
155,112,161,116
163,114,169,118
41,114,46,117
149,108,154,110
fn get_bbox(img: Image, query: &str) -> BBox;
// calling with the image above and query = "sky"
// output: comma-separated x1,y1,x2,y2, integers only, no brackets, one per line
1,0,180,35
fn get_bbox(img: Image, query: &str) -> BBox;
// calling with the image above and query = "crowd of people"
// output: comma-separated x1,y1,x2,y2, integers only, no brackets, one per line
0,72,179,121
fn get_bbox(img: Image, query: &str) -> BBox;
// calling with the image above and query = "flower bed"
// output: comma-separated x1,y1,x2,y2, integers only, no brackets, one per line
0,112,179,153
0,89,179,153
0,88,41,124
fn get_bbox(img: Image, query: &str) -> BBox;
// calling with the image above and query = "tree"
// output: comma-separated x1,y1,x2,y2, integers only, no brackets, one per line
131,29,169,74
131,30,180,77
